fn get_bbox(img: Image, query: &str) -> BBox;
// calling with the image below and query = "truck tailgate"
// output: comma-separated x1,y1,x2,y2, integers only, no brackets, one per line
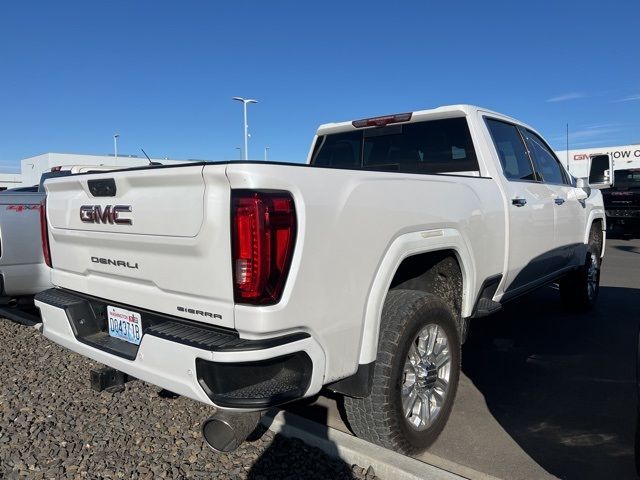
47,166,206,237
45,165,235,328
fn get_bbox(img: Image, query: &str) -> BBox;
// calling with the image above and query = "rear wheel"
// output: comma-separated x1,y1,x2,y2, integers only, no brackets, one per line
344,290,461,454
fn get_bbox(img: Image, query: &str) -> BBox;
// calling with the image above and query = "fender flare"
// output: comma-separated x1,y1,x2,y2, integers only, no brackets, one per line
357,228,476,365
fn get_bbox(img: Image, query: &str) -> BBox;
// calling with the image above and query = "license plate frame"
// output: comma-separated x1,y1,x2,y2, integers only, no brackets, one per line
107,305,143,346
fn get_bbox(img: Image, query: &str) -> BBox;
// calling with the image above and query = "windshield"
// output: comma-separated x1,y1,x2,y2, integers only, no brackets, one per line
310,117,479,175
613,169,640,189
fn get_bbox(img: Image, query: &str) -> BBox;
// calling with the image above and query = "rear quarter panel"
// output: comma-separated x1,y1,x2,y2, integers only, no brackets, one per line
226,163,505,381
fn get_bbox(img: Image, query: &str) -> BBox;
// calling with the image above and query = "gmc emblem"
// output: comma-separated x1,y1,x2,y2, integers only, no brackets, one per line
80,205,132,225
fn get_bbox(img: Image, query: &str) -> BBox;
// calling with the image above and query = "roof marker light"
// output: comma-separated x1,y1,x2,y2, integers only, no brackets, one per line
352,112,412,128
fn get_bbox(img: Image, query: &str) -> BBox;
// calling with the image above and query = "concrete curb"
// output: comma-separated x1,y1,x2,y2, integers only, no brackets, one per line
262,410,466,480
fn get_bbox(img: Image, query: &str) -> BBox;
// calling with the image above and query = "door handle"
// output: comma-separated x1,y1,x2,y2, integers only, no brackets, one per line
554,198,566,205
512,198,527,207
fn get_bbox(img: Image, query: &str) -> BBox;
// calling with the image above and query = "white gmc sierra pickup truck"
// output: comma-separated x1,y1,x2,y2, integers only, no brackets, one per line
35,105,610,454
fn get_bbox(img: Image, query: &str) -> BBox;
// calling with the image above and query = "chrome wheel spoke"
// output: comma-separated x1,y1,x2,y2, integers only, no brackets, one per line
403,368,416,387
407,343,421,366
432,388,444,406
431,399,441,420
417,334,428,357
420,393,431,425
435,377,448,392
435,351,450,369
400,322,453,431
427,326,438,356
403,386,419,418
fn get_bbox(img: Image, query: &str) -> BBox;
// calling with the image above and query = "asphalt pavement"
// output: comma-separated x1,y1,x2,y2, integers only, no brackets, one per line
1,238,637,479
288,237,640,480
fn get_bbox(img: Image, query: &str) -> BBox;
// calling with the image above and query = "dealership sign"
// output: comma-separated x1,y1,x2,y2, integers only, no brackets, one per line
573,148,640,161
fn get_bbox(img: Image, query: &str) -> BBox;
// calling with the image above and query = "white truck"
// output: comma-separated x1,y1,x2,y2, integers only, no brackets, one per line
0,165,154,324
35,105,610,454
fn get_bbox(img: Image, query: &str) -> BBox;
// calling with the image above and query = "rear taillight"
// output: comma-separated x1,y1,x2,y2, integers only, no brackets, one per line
231,190,296,305
40,200,52,268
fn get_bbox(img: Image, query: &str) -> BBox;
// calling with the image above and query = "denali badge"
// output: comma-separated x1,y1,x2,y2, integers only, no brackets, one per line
80,205,132,225
177,306,222,320
91,257,139,269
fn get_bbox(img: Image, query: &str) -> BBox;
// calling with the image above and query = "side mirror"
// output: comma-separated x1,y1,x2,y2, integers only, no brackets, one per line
588,154,614,189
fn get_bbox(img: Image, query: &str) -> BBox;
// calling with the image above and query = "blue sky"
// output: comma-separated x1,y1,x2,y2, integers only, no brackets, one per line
0,1,638,172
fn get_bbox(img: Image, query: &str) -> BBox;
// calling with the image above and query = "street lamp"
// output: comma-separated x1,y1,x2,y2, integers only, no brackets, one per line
264,146,270,161
113,134,120,160
232,97,257,160
236,147,242,159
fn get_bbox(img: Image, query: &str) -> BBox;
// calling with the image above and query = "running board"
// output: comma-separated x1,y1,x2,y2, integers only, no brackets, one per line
471,274,503,318
473,298,502,317
0,306,41,326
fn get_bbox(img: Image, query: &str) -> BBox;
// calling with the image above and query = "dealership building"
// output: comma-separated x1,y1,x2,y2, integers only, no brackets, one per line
0,173,22,190
0,152,189,190
556,144,640,178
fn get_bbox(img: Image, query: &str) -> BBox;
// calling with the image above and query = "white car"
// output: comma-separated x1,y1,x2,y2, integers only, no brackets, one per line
35,105,609,454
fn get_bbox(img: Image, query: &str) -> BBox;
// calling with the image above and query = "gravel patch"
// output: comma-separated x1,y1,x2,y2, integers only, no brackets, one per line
0,318,380,479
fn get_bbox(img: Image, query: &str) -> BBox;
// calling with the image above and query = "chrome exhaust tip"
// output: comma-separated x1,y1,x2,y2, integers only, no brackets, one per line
201,411,262,453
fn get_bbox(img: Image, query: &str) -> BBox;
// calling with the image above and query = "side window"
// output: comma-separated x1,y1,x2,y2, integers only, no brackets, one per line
521,129,567,185
485,118,536,181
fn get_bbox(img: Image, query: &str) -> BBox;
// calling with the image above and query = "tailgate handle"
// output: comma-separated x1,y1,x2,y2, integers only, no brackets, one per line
88,178,117,197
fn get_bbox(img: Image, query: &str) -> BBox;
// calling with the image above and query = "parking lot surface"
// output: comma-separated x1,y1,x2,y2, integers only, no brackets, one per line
1,238,637,479
0,324,376,479
288,237,640,479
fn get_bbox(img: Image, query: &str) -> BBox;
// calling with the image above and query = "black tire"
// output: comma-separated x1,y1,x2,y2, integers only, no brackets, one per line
344,290,461,454
559,228,601,311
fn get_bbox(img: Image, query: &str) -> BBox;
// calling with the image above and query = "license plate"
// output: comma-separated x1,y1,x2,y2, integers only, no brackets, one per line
107,305,143,345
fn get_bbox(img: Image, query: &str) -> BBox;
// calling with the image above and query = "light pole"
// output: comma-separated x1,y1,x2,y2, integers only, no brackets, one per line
236,147,242,159
113,134,120,160
232,97,257,160
264,147,270,161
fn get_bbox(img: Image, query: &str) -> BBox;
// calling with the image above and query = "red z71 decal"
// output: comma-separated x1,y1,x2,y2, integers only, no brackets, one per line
6,205,41,212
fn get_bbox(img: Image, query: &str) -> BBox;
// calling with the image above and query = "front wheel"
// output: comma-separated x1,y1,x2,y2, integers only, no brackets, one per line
344,290,461,454
559,244,601,311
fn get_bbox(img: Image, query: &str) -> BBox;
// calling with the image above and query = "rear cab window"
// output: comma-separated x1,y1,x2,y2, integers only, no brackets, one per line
310,117,480,175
